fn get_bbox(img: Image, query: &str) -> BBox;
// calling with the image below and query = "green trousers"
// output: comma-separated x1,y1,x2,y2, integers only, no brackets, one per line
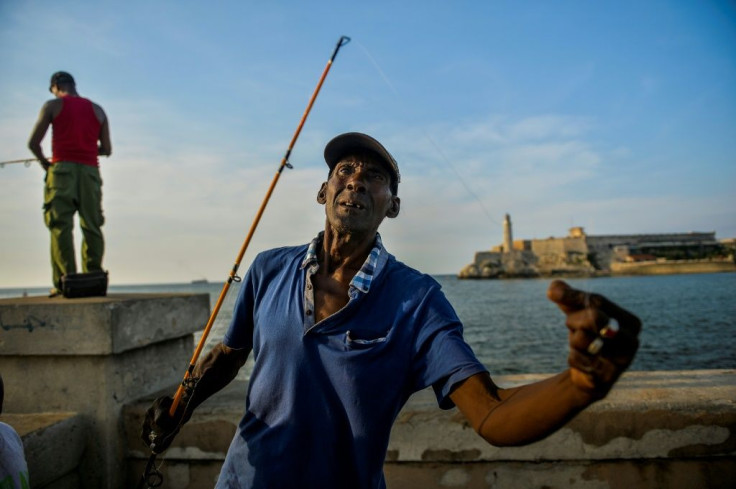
43,162,105,289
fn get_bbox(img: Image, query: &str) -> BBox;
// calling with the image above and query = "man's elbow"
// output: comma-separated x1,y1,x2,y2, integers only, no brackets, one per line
474,421,546,448
475,427,512,447
99,145,112,157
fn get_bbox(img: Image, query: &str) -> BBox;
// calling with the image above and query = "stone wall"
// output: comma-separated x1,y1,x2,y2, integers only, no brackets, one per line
529,236,587,256
0,293,209,489
122,370,736,489
1,413,87,489
588,232,718,248
3,294,735,488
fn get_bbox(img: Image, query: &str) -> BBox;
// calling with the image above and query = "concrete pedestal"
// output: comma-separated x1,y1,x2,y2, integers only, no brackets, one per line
0,293,209,489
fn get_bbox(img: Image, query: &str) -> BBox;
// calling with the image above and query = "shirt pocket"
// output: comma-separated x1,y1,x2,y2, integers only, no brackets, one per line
344,327,392,351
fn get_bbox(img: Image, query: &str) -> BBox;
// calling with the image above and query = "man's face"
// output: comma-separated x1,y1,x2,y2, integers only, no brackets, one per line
319,155,400,236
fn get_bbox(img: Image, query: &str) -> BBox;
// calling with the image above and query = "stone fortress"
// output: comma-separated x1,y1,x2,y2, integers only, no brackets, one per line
459,214,736,279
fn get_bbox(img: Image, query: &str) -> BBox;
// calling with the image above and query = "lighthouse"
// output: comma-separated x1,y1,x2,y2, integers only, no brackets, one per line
503,213,513,253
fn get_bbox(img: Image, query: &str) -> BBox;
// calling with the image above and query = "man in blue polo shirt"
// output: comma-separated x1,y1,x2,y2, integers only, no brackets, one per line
143,132,641,488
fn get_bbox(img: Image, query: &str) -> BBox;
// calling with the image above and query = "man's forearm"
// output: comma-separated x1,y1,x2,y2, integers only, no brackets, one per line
476,370,593,446
97,117,112,156
27,142,50,170
183,342,249,416
28,142,47,162
28,103,53,168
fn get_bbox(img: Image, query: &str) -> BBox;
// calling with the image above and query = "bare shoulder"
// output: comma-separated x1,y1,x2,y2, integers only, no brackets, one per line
91,101,107,123
43,97,63,112
36,98,63,122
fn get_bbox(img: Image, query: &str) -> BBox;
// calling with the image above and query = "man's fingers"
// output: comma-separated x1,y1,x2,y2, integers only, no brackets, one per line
547,280,585,314
568,352,622,397
548,280,642,337
549,280,643,398
565,308,610,333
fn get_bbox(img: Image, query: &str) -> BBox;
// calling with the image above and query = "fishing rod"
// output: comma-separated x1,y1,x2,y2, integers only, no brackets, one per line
170,33,350,415
0,158,37,168
1,156,110,169
138,34,351,489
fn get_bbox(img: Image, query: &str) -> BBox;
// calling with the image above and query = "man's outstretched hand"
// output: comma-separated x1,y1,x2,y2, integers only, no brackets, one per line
547,280,642,399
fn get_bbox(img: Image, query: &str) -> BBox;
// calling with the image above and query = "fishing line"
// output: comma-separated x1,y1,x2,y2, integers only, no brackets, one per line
354,40,501,228
359,42,620,387
358,41,609,369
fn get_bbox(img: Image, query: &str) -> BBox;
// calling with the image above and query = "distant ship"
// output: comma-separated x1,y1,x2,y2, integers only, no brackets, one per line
191,278,208,285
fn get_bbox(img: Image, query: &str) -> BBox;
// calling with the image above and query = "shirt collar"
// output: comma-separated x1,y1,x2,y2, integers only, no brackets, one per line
301,231,384,294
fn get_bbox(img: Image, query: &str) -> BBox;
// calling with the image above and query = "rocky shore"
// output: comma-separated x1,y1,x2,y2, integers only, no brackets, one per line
459,256,736,279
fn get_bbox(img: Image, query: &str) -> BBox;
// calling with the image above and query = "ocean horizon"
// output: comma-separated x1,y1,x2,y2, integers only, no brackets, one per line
2,272,734,376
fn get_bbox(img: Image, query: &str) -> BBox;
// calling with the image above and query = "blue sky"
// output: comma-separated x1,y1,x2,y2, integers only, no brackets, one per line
1,0,734,288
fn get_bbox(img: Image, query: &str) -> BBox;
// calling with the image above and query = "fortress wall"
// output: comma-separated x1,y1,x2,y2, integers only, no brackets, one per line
512,240,531,251
586,232,718,248
530,237,587,256
529,238,567,255
473,251,502,265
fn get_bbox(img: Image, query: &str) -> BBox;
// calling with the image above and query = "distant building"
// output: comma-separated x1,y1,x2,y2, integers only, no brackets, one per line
502,213,513,253
459,215,734,278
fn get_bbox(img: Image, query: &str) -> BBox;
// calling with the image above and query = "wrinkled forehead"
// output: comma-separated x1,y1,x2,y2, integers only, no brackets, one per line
330,151,392,177
338,155,391,173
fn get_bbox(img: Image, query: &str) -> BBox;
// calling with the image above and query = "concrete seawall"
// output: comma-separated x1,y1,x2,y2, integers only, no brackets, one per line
124,370,736,489
0,293,209,489
1,294,734,488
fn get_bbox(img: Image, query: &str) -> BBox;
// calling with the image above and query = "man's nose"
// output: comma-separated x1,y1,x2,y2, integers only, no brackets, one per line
346,171,367,192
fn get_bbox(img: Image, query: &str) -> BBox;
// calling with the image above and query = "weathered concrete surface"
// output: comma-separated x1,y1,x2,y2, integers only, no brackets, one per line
0,293,209,355
382,459,735,489
0,294,209,489
123,370,736,488
387,370,736,462
2,412,86,489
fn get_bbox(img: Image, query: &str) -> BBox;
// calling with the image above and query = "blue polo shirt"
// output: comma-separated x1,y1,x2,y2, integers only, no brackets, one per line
217,233,487,488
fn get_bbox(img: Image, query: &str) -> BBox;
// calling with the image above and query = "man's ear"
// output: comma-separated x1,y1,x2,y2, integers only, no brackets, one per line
386,196,400,218
317,183,327,204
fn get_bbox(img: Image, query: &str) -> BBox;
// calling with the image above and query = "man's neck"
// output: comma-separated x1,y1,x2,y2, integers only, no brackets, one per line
56,89,78,98
320,225,375,278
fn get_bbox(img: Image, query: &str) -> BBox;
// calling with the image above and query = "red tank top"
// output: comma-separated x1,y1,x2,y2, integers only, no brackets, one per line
52,96,101,167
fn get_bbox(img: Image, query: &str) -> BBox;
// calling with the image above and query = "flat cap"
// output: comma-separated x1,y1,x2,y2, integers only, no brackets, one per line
324,132,400,189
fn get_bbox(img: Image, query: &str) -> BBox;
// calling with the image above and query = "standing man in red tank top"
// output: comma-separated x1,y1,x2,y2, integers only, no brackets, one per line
28,72,112,297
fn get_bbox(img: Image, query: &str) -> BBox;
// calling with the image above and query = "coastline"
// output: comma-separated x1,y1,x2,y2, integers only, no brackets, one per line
610,258,736,276
459,257,736,279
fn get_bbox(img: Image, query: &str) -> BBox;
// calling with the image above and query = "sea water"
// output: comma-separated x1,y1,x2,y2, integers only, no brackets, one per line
2,273,734,375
